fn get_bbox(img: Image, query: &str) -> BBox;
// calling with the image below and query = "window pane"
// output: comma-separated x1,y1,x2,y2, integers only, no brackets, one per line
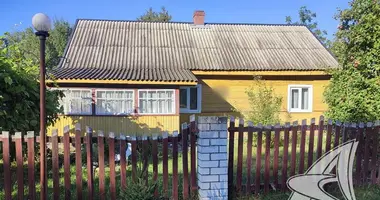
96,90,134,115
139,99,147,113
138,90,174,114
190,87,198,110
180,89,187,108
168,99,173,113
301,88,309,110
291,89,299,109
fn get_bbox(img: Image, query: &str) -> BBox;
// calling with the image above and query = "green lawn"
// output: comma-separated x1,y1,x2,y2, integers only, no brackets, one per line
236,185,380,200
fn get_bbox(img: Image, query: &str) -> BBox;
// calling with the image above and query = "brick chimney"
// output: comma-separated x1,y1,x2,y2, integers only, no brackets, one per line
193,10,205,25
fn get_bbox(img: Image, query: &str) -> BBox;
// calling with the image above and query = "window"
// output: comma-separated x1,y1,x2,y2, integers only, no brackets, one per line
59,89,92,115
96,90,134,115
288,85,313,112
180,85,202,113
138,90,175,114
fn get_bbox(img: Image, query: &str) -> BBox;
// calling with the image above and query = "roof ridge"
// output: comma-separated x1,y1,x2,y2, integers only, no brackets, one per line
77,18,307,27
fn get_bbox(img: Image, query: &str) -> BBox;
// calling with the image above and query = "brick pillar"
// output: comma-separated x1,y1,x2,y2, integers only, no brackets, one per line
197,116,228,200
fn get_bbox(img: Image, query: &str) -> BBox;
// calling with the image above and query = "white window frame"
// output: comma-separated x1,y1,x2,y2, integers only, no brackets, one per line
180,85,202,113
53,88,93,115
95,89,135,115
137,89,176,115
287,85,313,113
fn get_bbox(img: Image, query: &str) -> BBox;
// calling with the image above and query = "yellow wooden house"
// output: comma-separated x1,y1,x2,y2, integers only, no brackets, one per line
49,11,338,135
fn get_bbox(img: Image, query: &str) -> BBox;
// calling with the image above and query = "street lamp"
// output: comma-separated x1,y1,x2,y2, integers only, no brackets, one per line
32,13,51,200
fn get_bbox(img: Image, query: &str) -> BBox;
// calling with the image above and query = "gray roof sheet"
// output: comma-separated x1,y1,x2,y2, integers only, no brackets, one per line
55,19,338,81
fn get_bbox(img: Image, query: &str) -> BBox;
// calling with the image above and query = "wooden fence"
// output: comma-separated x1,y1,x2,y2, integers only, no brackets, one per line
0,120,197,200
228,116,380,196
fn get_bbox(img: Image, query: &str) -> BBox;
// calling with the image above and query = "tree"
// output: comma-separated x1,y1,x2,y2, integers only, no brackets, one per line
4,19,71,72
286,6,330,46
0,41,63,132
137,7,172,22
324,0,380,122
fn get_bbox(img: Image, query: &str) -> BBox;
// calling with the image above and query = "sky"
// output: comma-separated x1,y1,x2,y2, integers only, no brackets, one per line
1,0,349,39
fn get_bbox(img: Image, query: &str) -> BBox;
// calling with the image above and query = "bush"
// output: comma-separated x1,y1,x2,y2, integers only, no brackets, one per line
244,76,284,125
119,150,158,200
235,76,290,146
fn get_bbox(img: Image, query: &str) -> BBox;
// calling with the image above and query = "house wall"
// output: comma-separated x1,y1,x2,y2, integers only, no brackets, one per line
48,115,179,136
180,74,330,125
48,86,181,136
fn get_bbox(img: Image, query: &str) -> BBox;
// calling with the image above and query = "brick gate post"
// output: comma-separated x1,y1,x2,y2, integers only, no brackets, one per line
197,116,228,200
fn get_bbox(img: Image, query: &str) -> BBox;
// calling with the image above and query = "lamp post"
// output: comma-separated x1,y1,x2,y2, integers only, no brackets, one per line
32,13,51,200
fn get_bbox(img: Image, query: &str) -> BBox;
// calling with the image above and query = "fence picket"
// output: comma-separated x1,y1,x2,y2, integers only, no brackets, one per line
190,116,197,193
363,122,372,184
26,131,36,200
120,134,127,190
307,118,316,169
109,132,116,200
273,124,280,189
131,136,137,182
98,131,105,200
370,122,379,184
290,121,298,177
152,134,159,197
172,131,179,200
237,119,244,193
51,130,59,200
162,132,169,197
334,121,341,148
14,132,23,200
298,120,307,174
2,131,11,200
228,116,235,196
181,123,190,199
264,127,271,194
63,126,71,199
86,126,94,200
343,122,349,142
356,123,364,185
281,123,290,192
325,119,333,153
75,123,83,200
75,124,83,200
255,124,263,195
316,116,324,159
246,122,254,194
143,136,149,185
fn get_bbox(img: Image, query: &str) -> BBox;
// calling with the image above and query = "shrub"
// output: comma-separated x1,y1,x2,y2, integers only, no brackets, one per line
244,76,284,125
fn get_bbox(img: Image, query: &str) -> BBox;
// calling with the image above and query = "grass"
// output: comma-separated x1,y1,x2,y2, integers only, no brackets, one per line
236,185,380,199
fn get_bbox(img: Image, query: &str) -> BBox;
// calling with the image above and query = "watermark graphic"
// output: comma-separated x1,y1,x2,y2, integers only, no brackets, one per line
287,140,358,200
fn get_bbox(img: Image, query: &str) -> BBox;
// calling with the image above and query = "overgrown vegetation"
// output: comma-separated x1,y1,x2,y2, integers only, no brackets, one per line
243,77,285,125
0,43,63,132
3,19,72,70
286,6,330,47
137,7,172,22
119,163,158,200
324,0,380,122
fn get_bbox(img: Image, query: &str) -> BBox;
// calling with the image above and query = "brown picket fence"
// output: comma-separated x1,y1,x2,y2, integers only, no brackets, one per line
228,116,380,196
0,120,198,200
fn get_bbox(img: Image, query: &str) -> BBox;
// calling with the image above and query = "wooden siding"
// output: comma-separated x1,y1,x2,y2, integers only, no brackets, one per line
180,76,329,124
48,115,179,136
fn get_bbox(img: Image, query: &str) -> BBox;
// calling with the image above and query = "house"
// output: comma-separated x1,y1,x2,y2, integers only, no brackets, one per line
49,11,338,135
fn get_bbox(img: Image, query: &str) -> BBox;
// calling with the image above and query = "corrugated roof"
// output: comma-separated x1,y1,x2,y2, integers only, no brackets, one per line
55,19,338,81
52,67,197,82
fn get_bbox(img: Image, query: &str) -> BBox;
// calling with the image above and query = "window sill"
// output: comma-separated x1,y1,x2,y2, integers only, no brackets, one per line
287,109,313,113
180,109,201,114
